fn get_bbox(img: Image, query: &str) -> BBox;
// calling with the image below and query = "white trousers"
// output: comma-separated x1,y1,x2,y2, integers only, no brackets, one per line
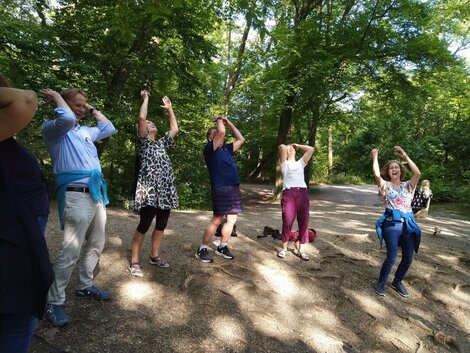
47,191,107,305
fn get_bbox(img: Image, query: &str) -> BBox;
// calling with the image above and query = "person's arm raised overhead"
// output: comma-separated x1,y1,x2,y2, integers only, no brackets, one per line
137,90,150,137
40,88,76,142
161,96,178,139
371,148,385,189
224,117,245,152
293,143,314,164
278,144,287,165
394,145,421,189
0,87,38,141
212,115,226,150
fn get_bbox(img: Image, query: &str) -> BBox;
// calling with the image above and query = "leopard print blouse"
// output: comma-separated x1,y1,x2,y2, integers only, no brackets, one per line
134,131,179,212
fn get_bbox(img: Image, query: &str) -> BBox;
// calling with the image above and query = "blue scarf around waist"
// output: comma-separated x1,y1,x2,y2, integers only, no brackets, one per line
56,169,109,229
375,208,421,253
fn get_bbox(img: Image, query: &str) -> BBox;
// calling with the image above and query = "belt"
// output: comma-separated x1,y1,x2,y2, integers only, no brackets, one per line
66,186,90,193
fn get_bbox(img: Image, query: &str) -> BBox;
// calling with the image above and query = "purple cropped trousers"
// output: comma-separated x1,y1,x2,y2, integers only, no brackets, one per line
281,187,310,244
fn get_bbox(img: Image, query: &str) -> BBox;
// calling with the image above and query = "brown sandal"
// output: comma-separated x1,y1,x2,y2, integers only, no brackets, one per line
294,248,310,261
149,255,170,268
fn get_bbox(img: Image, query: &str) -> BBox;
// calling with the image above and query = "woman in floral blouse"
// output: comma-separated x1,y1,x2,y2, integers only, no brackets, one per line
129,90,179,277
371,146,421,298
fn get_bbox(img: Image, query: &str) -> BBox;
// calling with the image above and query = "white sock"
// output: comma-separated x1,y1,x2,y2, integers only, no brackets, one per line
199,244,209,251
219,242,227,248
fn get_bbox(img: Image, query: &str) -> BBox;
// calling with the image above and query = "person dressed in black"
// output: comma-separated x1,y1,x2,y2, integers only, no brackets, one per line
0,75,54,353
411,179,433,215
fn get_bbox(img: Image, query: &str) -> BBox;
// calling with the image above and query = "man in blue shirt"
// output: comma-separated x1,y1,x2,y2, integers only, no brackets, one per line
196,116,245,263
40,88,116,326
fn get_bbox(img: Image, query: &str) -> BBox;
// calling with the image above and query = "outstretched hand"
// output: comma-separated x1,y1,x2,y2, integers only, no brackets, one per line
213,114,225,122
140,90,150,101
371,148,379,159
160,96,172,110
394,145,407,158
40,88,61,104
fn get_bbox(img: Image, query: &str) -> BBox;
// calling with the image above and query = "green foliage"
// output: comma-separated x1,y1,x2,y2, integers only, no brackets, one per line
1,0,469,207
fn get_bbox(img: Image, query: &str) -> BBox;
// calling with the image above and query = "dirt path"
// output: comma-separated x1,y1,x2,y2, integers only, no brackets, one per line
31,184,470,353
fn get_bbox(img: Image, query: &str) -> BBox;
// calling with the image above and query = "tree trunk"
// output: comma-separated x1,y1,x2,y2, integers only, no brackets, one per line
304,100,321,184
328,126,333,175
223,11,253,115
96,18,155,158
106,18,155,106
249,93,295,182
274,162,283,201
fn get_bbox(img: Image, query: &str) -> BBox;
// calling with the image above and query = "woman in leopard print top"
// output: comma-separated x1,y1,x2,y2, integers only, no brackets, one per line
129,90,179,277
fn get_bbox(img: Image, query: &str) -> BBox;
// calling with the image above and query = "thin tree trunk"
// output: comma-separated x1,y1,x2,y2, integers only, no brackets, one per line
223,11,253,115
328,127,333,175
96,17,155,158
106,17,155,106
304,100,321,183
249,93,295,182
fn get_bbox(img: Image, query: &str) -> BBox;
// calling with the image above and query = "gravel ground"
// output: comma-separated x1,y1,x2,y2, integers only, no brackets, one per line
30,184,470,353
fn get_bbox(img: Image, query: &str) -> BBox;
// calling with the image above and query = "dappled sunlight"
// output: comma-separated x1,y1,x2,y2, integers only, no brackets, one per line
107,235,123,247
170,338,201,353
304,327,345,353
120,281,157,301
426,216,470,234
195,214,212,221
438,229,465,238
342,288,389,320
434,287,470,311
256,262,297,297
451,310,470,333
173,209,202,214
345,232,374,243
333,204,377,212
436,254,460,265
211,316,247,347
316,184,379,194
306,306,341,328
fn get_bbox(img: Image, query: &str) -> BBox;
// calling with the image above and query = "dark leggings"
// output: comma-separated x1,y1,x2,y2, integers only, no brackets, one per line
137,206,171,234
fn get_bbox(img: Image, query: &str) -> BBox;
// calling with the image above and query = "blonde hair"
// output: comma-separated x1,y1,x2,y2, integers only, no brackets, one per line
60,89,87,104
380,160,407,181
421,180,432,198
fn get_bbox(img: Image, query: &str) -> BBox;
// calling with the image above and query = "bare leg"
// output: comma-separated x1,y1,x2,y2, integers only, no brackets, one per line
220,214,238,244
202,215,224,246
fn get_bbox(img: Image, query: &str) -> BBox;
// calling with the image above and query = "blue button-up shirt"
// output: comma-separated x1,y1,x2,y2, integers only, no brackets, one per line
41,107,116,184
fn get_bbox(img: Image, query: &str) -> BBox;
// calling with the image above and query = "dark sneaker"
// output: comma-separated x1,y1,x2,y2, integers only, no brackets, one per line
195,247,213,263
391,280,409,298
75,286,112,300
46,304,69,326
375,281,386,297
215,245,234,260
